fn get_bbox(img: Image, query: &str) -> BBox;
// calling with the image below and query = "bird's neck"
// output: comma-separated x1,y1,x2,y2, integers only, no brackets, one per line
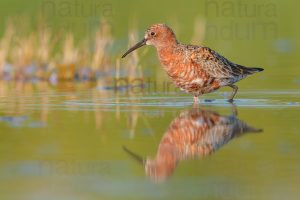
156,43,179,69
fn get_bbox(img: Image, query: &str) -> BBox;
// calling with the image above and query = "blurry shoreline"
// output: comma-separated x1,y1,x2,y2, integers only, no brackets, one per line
0,15,206,86
0,16,141,85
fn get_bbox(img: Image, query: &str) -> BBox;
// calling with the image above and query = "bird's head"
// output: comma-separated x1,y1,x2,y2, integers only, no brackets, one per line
122,24,178,58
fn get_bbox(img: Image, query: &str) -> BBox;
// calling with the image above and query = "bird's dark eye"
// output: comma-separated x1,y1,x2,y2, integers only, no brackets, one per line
150,32,155,36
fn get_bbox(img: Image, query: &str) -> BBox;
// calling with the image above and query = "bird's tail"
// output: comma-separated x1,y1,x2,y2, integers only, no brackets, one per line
245,126,263,133
241,66,264,75
238,65,264,75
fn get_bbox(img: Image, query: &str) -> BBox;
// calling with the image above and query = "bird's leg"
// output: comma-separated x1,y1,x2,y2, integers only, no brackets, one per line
193,96,199,108
194,96,199,103
228,85,238,102
229,101,238,117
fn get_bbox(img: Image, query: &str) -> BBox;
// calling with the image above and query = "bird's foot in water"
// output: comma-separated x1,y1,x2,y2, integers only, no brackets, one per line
228,98,234,103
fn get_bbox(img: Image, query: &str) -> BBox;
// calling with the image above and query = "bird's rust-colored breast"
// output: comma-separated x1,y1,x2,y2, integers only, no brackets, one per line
157,45,221,96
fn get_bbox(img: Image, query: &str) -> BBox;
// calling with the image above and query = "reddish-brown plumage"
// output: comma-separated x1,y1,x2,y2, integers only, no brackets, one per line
122,24,264,102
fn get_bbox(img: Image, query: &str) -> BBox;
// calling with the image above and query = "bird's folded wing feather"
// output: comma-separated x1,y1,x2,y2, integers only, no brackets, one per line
190,46,244,79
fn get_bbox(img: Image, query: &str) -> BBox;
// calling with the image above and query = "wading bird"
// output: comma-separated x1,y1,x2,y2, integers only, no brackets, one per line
122,24,264,103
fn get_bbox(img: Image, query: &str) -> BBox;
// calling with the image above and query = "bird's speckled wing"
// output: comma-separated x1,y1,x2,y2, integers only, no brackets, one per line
189,46,245,79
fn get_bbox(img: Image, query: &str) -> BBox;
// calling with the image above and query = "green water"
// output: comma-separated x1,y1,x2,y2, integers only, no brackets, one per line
0,84,299,200
0,0,300,199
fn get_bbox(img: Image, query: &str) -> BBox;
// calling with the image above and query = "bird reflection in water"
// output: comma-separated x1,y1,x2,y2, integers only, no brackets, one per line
123,106,262,182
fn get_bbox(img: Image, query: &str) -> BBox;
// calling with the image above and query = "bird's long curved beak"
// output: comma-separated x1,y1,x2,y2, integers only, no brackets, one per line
121,38,147,58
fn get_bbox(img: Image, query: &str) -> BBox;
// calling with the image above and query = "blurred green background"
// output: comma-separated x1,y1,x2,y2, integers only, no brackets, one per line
0,0,299,88
0,0,299,200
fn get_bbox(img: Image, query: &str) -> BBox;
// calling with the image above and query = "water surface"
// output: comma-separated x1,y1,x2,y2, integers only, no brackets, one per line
0,82,299,200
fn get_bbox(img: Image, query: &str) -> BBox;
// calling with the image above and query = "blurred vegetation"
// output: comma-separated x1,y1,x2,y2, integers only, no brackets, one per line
0,0,298,89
